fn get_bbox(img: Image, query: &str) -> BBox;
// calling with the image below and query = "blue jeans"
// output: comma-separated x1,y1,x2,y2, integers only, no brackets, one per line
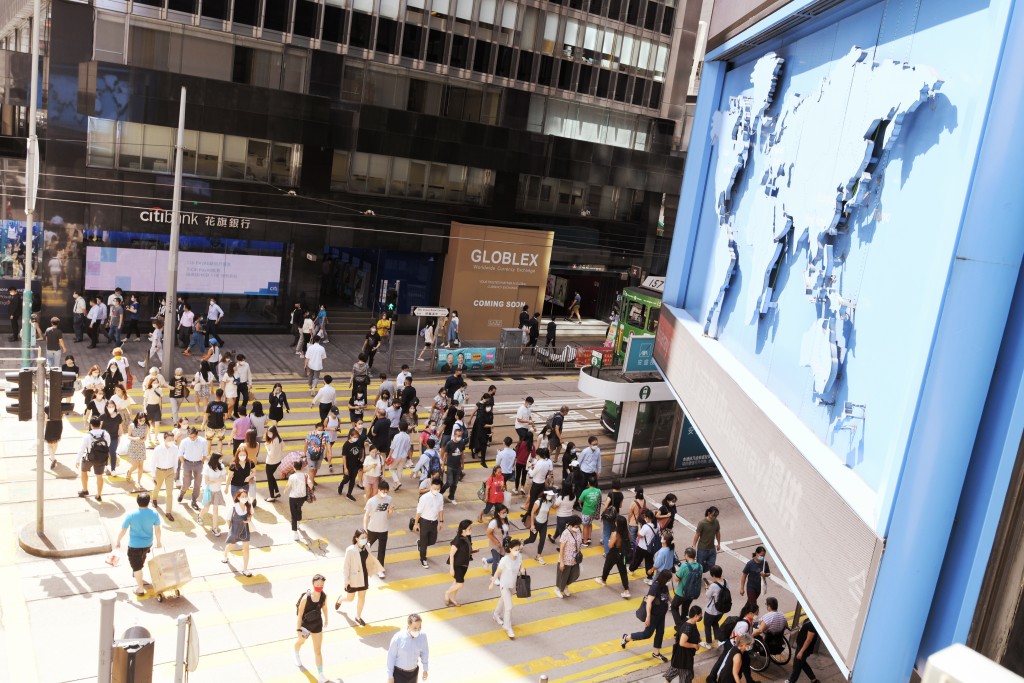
187,332,205,354
230,483,250,501
485,548,501,576
109,326,121,345
108,434,119,471
602,518,615,555
45,349,62,368
696,548,717,573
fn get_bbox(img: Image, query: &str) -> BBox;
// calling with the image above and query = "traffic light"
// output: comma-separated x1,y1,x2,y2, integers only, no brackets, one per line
5,368,35,421
385,289,398,319
48,369,76,416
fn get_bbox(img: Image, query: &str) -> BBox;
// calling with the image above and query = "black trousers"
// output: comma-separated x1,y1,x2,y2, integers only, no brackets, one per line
601,547,629,590
670,595,693,627
367,529,388,566
418,518,438,561
393,667,419,683
266,463,280,498
289,496,305,531
9,316,20,340
339,455,362,495
87,324,99,346
237,383,250,414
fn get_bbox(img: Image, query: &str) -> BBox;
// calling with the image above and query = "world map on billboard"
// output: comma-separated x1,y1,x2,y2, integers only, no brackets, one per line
702,47,942,461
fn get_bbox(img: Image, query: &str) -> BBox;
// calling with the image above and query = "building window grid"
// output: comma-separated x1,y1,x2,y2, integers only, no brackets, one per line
331,149,494,205
85,116,301,186
516,173,640,219
104,1,668,111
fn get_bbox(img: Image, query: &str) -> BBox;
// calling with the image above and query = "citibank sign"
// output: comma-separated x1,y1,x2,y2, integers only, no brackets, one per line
470,249,539,267
140,209,251,229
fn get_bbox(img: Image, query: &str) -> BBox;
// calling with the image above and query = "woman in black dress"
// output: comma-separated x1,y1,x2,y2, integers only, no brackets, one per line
335,528,383,626
267,382,290,426
469,393,493,467
338,428,366,501
445,519,474,607
294,574,328,677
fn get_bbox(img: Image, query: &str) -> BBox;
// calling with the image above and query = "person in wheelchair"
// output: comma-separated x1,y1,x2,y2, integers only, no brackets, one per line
754,596,789,653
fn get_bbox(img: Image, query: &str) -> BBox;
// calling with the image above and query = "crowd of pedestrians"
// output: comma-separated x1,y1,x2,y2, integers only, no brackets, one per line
43,290,824,683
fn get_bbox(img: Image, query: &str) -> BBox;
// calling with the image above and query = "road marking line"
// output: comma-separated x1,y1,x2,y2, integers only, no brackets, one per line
0,509,39,682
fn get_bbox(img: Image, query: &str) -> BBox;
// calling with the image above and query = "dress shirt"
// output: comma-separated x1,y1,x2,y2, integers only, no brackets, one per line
179,310,194,328
386,630,429,676
207,303,224,321
87,304,101,324
313,384,337,405
305,344,326,371
389,431,412,459
179,437,208,463
416,490,444,521
234,362,251,386
395,371,411,387
151,442,179,470
73,296,86,315
578,446,602,475
530,458,553,484
495,447,516,474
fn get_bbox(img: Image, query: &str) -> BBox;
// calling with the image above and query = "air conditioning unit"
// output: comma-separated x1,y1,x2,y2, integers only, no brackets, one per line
921,644,1024,683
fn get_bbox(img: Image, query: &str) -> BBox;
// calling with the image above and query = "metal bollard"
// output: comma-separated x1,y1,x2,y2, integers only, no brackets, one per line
112,626,155,683
98,593,116,682
540,677,549,682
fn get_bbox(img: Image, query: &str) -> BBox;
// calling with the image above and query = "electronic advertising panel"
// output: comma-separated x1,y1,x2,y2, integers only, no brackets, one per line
85,247,280,296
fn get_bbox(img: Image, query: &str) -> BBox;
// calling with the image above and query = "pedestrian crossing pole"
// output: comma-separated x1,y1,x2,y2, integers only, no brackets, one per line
161,87,186,381
20,0,41,368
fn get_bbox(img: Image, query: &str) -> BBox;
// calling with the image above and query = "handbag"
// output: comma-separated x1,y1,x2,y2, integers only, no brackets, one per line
116,439,130,456
477,482,486,502
635,597,648,622
201,486,212,506
516,573,532,599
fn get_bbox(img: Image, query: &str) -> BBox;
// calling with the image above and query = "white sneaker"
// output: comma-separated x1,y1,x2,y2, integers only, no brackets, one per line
506,629,516,640
377,571,385,579
493,613,504,627
536,556,547,565
137,360,145,367
293,531,300,541
317,672,326,683
643,578,653,585
594,577,606,586
554,587,564,598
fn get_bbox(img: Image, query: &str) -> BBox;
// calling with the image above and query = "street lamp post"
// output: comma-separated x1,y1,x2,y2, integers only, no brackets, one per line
21,0,41,367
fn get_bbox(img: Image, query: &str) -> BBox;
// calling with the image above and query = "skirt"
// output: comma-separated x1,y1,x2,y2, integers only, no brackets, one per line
269,406,284,421
197,384,211,400
204,486,226,506
145,403,162,422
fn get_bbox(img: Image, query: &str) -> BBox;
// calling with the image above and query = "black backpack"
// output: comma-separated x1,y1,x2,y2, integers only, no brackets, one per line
717,615,741,644
714,579,733,614
88,433,109,464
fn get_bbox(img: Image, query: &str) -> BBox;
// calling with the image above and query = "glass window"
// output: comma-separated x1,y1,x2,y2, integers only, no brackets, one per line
563,18,579,54
481,90,501,124
455,0,472,23
479,0,496,26
88,118,115,168
264,0,288,32
349,152,369,192
465,168,491,205
527,95,544,132
250,48,282,89
197,132,222,177
323,5,346,42
282,50,307,93
390,157,409,196
542,13,558,55
94,13,125,63
407,78,442,114
271,144,293,185
426,30,446,63
331,150,350,190
367,154,388,194
353,0,373,10
245,139,270,181
366,69,408,108
142,124,173,172
446,164,467,201
408,160,427,198
637,39,651,71
406,0,425,8
501,2,517,30
182,130,199,175
402,24,424,59
654,44,668,78
377,17,400,53
380,0,400,18
129,26,172,71
519,7,538,51
342,63,364,100
647,305,660,333
181,34,233,81
350,12,373,48
431,0,450,16
223,136,247,179
427,163,446,200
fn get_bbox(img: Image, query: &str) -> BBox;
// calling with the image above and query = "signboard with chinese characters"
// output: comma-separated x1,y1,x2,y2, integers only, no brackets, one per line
623,334,657,372
138,209,256,230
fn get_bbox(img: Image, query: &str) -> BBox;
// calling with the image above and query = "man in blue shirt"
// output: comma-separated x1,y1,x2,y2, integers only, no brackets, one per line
387,613,429,683
115,492,163,596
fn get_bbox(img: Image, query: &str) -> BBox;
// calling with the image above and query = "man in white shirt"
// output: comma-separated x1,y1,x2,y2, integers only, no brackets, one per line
395,365,411,389
363,481,394,578
177,427,207,510
525,449,554,521
77,416,111,501
413,478,445,567
234,354,252,414
150,431,180,521
86,297,103,348
106,288,124,307
578,435,602,478
311,375,337,422
206,297,225,345
388,423,413,488
71,290,87,342
178,304,195,349
495,436,517,487
514,397,535,442
304,336,327,394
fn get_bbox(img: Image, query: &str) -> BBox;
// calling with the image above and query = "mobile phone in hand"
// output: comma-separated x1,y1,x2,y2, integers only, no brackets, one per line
299,627,311,638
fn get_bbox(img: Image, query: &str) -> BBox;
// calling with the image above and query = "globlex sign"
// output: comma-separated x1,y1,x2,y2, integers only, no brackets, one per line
440,222,554,341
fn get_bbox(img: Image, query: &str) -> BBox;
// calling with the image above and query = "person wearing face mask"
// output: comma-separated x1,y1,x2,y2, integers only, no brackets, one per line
483,504,510,576
363,480,395,578
445,519,474,607
339,427,367,501
488,538,526,640
740,545,771,612
267,382,291,427
386,614,429,683
222,489,253,577
206,297,225,346
294,574,329,683
336,528,384,626
98,400,124,476
82,364,104,407
468,392,493,467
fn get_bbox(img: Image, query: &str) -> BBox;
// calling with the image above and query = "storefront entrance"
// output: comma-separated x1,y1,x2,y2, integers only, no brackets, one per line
627,400,682,476
321,247,436,313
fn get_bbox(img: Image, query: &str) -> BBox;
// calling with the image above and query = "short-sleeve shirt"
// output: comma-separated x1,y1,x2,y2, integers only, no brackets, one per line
743,558,770,593
122,508,161,548
646,580,671,613
444,438,466,469
206,401,228,430
305,344,327,371
44,327,63,351
530,457,553,484
695,518,720,550
579,486,602,516
364,494,392,533
672,622,701,669
515,405,532,427
795,620,818,652
495,554,522,590
550,414,564,439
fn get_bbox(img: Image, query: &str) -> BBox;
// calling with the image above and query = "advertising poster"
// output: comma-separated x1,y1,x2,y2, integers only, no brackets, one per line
85,246,281,295
435,347,496,373
439,223,553,341
544,274,568,307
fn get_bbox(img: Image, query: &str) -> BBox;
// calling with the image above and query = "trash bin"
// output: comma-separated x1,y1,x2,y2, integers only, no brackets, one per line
112,626,154,683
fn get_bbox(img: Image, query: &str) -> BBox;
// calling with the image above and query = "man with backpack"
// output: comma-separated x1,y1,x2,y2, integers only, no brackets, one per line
441,426,467,503
414,437,443,493
672,547,704,627
702,564,731,648
77,416,111,501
